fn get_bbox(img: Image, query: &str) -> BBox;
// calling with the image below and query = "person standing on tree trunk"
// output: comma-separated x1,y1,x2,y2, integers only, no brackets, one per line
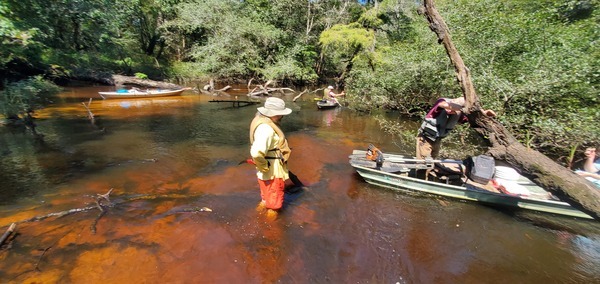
416,97,496,159
576,147,600,188
249,97,293,220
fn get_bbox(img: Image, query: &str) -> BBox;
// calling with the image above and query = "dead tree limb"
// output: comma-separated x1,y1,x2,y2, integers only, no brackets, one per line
422,0,600,220
201,79,231,93
172,207,213,214
203,79,215,91
34,247,52,271
0,223,16,247
20,207,97,223
247,88,296,97
97,188,113,206
81,98,95,126
34,230,71,272
90,210,106,235
7,192,206,226
247,78,255,92
245,79,295,96
216,86,231,92
293,90,309,102
90,188,112,234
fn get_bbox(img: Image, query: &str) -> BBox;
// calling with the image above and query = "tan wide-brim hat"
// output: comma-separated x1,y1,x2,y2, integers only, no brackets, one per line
257,97,292,117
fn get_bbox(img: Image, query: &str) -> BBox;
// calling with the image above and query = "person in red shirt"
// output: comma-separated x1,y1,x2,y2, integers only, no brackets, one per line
416,97,496,159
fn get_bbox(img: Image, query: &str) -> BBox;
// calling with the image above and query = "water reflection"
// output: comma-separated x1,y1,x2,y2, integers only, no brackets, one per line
0,86,599,283
321,107,342,127
100,97,185,109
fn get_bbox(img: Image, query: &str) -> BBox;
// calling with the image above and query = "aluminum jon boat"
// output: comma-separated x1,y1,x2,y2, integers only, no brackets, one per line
98,88,188,99
349,149,593,220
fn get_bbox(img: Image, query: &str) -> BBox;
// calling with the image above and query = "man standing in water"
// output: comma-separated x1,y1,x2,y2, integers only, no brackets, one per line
416,97,496,159
249,97,293,220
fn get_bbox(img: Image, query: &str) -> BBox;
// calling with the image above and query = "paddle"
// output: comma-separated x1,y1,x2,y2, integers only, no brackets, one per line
238,158,305,187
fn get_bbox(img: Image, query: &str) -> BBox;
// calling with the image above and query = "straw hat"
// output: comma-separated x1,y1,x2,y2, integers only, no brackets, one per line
257,97,292,117
328,86,334,89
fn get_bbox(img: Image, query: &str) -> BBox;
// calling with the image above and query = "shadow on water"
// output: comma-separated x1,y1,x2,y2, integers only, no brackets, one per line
0,86,599,283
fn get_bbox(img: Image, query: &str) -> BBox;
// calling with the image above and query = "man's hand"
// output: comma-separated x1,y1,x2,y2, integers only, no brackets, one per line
484,109,496,118
252,157,270,172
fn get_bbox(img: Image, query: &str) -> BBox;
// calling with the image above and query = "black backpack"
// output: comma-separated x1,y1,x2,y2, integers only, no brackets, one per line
463,155,495,184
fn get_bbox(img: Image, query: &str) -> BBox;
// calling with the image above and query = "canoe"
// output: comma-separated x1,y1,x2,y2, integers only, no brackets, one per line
98,88,187,99
349,149,594,220
316,99,339,109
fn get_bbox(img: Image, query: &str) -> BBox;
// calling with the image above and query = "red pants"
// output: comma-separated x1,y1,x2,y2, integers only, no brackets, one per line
258,178,285,210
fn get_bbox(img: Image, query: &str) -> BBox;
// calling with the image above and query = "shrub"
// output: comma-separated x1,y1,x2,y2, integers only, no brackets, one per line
0,76,61,120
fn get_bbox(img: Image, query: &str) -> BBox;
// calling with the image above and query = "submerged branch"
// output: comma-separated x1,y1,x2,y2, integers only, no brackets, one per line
0,223,16,248
7,192,204,227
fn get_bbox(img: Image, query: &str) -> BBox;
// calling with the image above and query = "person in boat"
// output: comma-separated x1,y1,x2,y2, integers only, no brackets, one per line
323,86,345,104
575,147,600,188
416,97,496,159
249,97,293,220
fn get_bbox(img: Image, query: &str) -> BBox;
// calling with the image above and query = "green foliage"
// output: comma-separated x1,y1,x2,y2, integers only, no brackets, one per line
0,1,43,79
358,0,416,42
165,61,209,82
319,22,377,82
174,0,273,78
0,0,176,81
171,0,325,82
320,23,376,53
261,46,319,84
0,0,362,84
345,9,458,113
0,76,61,119
135,72,149,79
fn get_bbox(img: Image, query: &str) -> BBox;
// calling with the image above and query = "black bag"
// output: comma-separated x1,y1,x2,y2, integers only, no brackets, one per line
463,155,495,184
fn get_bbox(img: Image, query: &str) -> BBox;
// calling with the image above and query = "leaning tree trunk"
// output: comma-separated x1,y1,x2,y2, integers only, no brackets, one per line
422,0,600,220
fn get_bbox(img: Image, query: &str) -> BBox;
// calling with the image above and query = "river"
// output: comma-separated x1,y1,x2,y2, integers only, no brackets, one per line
0,86,599,283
